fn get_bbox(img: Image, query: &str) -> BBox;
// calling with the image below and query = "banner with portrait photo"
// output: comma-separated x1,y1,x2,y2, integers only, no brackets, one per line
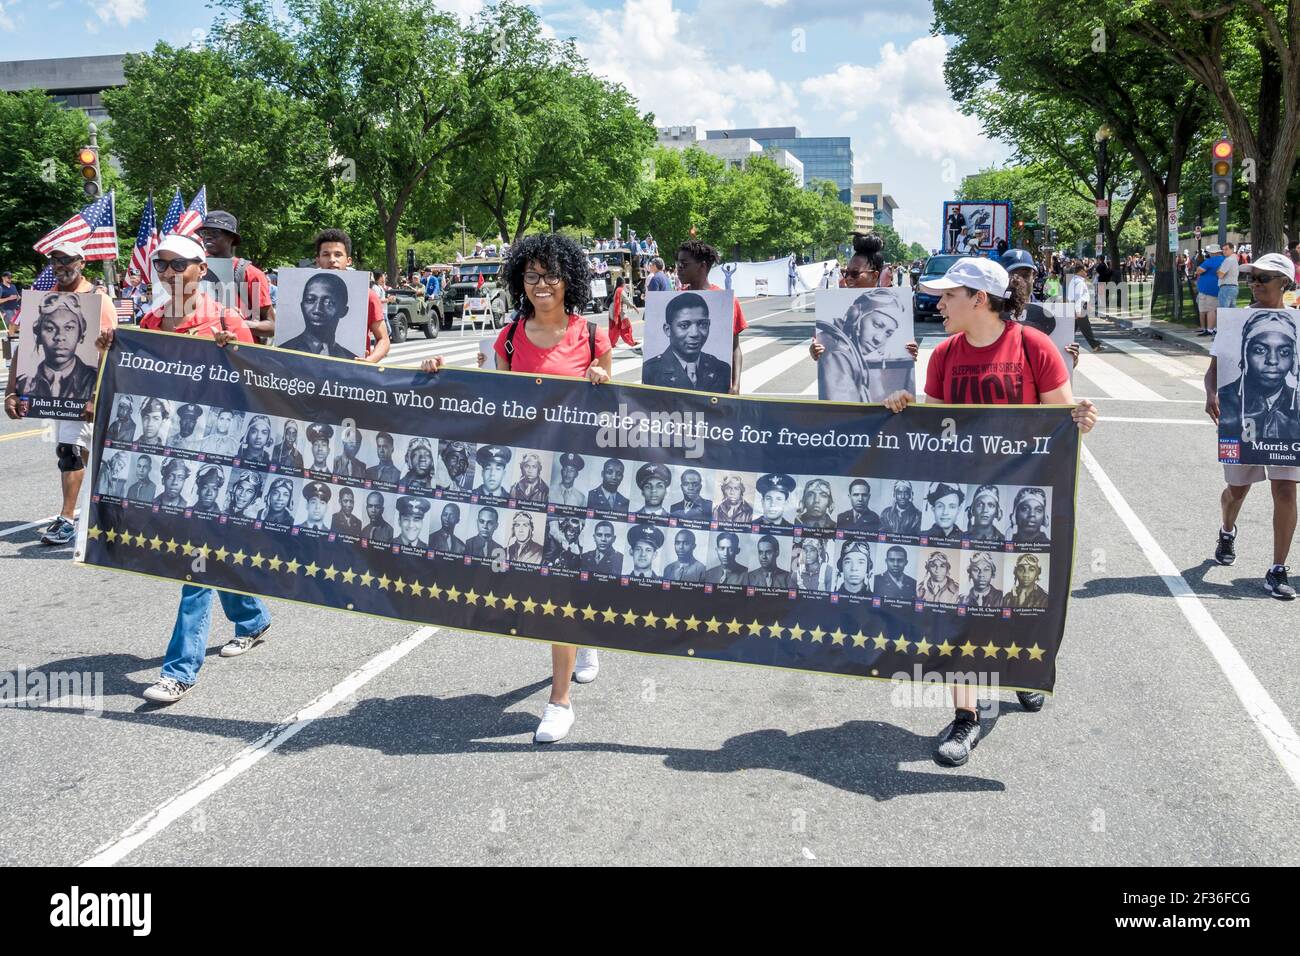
641,289,734,394
1028,303,1077,380
13,290,105,420
1216,307,1300,466
815,287,915,403
79,328,1081,693
273,268,371,359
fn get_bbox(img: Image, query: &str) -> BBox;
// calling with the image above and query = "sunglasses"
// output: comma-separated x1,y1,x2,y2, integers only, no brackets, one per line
152,257,201,274
1248,273,1282,284
50,255,82,267
843,268,879,280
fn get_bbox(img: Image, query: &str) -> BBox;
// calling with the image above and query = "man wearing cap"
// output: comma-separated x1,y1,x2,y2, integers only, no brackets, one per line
14,293,98,406
311,228,390,363
127,454,156,503
106,396,137,443
1196,243,1225,337
1002,554,1048,609
168,403,205,452
836,540,873,596
837,479,881,532
669,468,712,520
756,473,796,526
361,491,394,544
704,531,748,585
331,486,362,535
510,452,549,502
126,234,254,345
878,479,921,535
436,440,474,491
662,529,706,582
306,422,334,473
283,271,358,359
551,453,587,508
642,291,731,392
1207,251,1300,599
396,496,430,548
5,239,117,546
154,458,191,508
474,445,511,498
198,210,276,342
192,464,225,511
367,431,400,484
272,420,304,470
331,423,368,478
134,397,170,446
744,534,790,589
587,458,629,512
635,462,672,516
0,270,19,325
580,519,623,573
464,506,504,559
961,552,1003,607
430,502,465,553
400,436,436,491
201,408,240,457
923,482,965,539
299,481,332,531
872,545,916,599
626,524,664,578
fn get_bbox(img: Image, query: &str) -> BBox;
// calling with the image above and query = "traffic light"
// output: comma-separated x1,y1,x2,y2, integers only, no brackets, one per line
1017,219,1025,230
77,145,101,197
1211,138,1233,199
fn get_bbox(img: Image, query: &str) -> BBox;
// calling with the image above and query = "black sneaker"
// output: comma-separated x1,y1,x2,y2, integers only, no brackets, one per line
935,711,982,767
1016,691,1046,712
1215,528,1237,566
1265,566,1296,600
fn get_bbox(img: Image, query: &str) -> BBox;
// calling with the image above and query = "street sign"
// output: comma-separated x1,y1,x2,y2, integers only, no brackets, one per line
1096,199,1110,218
1167,192,1178,253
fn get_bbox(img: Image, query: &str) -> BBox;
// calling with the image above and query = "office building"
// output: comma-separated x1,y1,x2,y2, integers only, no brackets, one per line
0,55,126,123
852,183,898,228
706,126,853,201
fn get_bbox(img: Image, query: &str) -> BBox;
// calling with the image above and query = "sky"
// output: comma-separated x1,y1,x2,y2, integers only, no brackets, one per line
0,0,1012,249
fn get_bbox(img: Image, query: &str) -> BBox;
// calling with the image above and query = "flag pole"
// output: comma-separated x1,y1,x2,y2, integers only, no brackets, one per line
103,189,118,295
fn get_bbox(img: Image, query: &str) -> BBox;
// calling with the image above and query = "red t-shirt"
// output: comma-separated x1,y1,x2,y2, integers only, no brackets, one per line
493,314,612,377
232,257,273,318
707,283,748,334
139,292,254,342
924,321,1067,405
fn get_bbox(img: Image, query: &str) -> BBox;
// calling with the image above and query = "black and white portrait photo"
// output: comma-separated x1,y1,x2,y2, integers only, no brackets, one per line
188,464,227,514
586,457,630,513
543,516,586,570
549,453,589,509
225,468,265,519
794,477,837,530
744,533,791,590
394,495,431,549
237,414,275,465
125,452,158,503
165,403,206,452
641,290,734,393
662,528,707,582
959,551,1003,607
364,430,401,484
837,478,881,532
401,436,437,492
331,422,369,479
296,480,333,531
704,530,753,586
134,397,173,447
463,505,505,560
623,523,666,579
916,548,962,604
199,407,243,457
814,287,914,403
871,544,917,600
472,445,512,499
105,395,138,443
96,451,129,499
330,485,364,536
274,268,370,359
921,481,965,540
1002,552,1050,609
154,457,191,509
360,490,395,544
791,537,836,592
1007,486,1051,545
304,422,336,473
270,419,305,470
669,468,713,521
712,472,755,525
504,509,545,565
1216,309,1300,448
508,450,552,504
259,475,298,527
579,519,624,575
834,540,874,598
752,472,796,527
435,439,476,492
878,479,922,535
964,483,1008,544
629,462,673,518
13,291,103,419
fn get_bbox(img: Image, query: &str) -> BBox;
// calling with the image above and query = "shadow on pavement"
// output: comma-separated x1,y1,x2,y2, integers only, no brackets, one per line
1071,559,1270,602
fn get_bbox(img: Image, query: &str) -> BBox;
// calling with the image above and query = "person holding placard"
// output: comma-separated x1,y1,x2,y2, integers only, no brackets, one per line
883,256,1097,766
674,240,746,394
420,232,612,743
311,228,390,363
198,210,275,342
1206,252,1299,599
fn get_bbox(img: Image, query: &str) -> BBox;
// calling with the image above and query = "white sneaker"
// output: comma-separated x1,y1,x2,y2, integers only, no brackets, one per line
534,702,575,743
573,647,600,683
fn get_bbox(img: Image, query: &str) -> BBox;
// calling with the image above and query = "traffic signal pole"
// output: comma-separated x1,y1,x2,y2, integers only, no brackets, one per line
1211,136,1233,249
83,123,117,294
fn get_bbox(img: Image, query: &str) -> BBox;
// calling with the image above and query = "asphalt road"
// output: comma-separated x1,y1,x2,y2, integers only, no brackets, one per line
2,292,1298,866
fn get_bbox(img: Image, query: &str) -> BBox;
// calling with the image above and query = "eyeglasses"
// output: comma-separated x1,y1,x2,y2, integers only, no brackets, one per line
843,268,878,280
50,255,82,267
523,272,563,286
152,257,200,274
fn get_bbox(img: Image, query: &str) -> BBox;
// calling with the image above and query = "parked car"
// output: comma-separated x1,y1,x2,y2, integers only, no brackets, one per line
912,254,964,322
440,258,512,329
386,287,443,341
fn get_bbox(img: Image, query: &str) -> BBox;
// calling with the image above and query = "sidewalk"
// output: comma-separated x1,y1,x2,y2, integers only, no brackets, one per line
1106,312,1213,356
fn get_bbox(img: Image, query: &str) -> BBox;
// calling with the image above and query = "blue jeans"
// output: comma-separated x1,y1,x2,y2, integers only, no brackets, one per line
1217,284,1238,308
161,585,271,684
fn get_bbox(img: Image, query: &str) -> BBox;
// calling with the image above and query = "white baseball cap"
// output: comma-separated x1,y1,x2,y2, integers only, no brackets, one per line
155,233,207,262
1204,243,1222,254
1243,252,1295,280
920,256,1010,299
49,240,85,259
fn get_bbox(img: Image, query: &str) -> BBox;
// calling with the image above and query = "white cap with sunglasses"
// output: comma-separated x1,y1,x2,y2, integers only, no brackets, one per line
920,257,1010,299
154,234,207,263
1242,253,1295,282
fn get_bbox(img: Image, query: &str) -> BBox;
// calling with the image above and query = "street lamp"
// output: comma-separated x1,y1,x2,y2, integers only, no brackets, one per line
1094,124,1112,261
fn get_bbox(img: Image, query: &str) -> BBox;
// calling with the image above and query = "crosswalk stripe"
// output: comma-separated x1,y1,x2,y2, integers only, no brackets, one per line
740,341,813,393
1104,337,1206,380
1075,352,1166,401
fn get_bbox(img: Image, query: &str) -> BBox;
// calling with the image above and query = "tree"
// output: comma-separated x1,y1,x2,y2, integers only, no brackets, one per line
103,42,372,267
447,66,655,243
0,91,97,278
216,0,566,282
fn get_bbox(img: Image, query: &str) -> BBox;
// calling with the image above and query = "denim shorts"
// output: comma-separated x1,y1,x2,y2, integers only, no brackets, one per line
1217,284,1239,308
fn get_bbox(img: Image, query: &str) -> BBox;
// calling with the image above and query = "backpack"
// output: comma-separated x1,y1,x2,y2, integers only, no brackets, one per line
502,316,596,371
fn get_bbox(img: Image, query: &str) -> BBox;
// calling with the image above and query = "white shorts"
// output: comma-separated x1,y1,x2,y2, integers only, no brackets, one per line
1224,463,1300,485
55,419,93,449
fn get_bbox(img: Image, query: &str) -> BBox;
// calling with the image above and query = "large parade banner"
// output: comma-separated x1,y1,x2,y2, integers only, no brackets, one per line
79,328,1080,692
1216,308,1300,466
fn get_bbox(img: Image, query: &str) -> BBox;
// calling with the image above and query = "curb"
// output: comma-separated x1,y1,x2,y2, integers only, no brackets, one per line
1107,314,1212,356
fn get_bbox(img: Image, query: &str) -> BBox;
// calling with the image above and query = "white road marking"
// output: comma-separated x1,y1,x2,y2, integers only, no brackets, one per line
0,513,69,539
1104,337,1205,380
1075,353,1166,402
741,343,816,394
1101,417,1213,425
1082,445,1300,795
80,625,441,867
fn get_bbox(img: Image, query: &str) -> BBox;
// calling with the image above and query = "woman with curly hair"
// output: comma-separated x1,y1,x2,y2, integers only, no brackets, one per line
673,239,747,393
423,231,612,744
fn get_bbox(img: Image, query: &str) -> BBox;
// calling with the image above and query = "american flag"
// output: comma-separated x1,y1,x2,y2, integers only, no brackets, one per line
130,192,158,281
32,191,119,262
160,188,185,237
32,266,55,291
175,185,207,237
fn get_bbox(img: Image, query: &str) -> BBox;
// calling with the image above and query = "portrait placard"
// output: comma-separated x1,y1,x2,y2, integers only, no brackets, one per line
273,268,370,359
641,289,734,393
13,290,104,420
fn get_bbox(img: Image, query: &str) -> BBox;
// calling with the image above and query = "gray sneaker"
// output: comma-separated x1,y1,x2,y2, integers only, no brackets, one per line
935,711,982,766
220,624,270,657
40,516,75,546
143,676,193,704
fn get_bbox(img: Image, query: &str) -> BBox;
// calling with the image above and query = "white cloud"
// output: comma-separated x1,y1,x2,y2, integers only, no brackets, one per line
0,2,14,32
95,0,146,27
575,0,800,132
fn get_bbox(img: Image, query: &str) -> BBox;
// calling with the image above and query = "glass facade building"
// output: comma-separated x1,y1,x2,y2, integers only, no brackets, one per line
706,127,853,202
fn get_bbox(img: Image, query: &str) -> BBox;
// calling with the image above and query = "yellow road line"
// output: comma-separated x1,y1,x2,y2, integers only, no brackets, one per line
0,427,48,443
